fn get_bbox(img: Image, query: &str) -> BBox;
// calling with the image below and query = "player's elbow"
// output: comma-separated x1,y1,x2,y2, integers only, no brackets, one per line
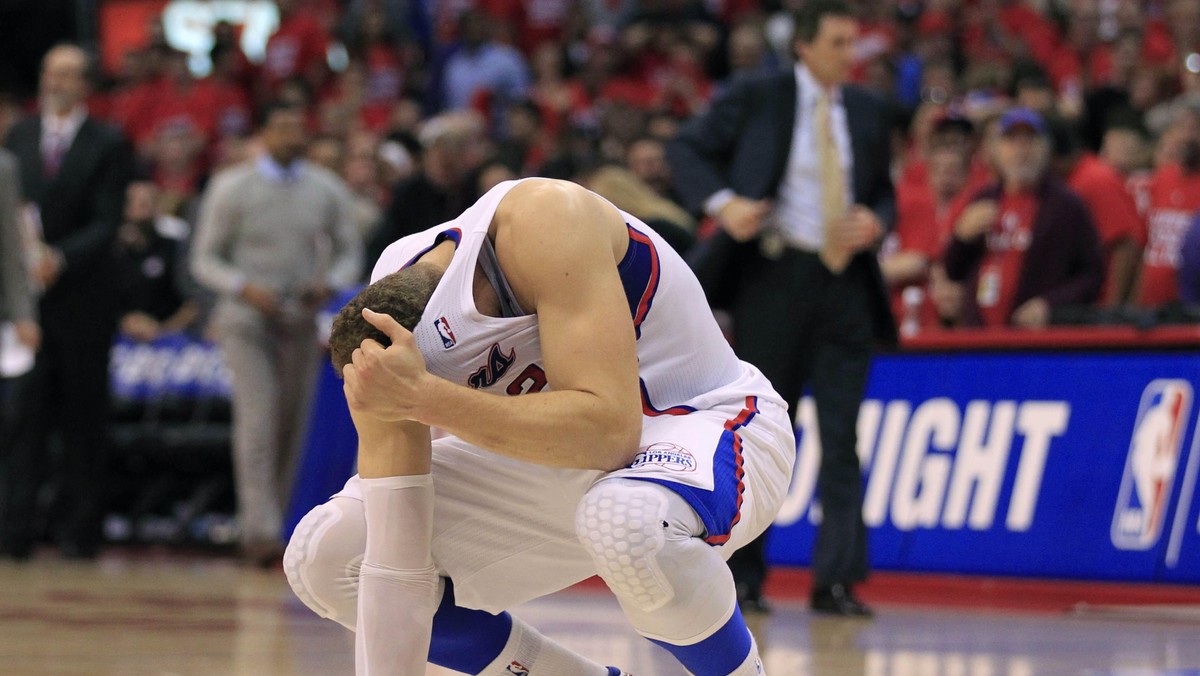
595,408,643,472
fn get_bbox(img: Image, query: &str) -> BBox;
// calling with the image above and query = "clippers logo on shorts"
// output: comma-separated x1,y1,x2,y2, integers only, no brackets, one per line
434,316,456,349
468,343,516,389
506,661,530,676
1112,380,1193,550
629,442,697,472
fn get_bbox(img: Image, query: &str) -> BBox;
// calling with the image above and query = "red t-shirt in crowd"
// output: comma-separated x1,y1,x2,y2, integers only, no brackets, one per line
899,158,992,197
115,78,213,148
963,3,1059,66
1068,154,1145,249
192,77,253,138
851,20,896,82
484,0,572,52
888,185,973,329
108,79,161,145
1068,154,1145,305
1139,164,1200,306
1141,18,1177,66
1048,44,1114,91
363,44,405,102
1127,170,1153,220
145,81,218,146
977,190,1038,327
262,12,330,92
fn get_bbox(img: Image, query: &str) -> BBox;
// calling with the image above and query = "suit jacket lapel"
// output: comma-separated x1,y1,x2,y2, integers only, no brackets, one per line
770,71,798,195
46,118,94,196
844,88,869,203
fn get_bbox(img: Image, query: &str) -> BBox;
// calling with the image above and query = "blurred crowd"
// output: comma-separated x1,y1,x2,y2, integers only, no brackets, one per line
0,0,1196,339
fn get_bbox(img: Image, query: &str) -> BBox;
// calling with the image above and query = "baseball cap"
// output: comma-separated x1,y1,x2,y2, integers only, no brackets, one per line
932,110,975,136
999,107,1048,136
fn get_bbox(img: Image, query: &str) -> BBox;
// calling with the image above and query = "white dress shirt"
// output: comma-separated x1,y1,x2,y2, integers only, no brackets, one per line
769,64,854,251
256,153,304,184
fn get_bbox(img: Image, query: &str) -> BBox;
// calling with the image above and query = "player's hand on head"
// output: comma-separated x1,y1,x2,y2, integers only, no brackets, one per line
341,308,431,422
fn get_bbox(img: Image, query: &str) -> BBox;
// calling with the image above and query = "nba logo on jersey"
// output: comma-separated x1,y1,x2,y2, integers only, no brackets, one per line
434,316,456,349
505,661,530,676
1111,380,1193,550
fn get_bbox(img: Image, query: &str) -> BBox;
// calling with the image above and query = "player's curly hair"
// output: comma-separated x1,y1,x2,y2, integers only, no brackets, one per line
328,265,443,377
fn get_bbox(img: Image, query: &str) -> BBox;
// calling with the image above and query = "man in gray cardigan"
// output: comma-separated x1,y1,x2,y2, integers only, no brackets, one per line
191,101,362,565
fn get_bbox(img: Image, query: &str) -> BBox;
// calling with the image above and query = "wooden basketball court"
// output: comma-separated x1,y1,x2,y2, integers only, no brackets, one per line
1,552,1197,675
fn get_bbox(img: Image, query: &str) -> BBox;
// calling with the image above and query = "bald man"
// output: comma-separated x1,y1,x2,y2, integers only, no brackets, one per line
1,44,132,560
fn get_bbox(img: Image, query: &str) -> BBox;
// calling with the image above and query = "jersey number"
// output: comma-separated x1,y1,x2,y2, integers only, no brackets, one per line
506,364,548,395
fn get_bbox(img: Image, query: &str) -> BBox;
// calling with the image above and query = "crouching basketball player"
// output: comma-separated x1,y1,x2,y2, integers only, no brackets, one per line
284,178,796,675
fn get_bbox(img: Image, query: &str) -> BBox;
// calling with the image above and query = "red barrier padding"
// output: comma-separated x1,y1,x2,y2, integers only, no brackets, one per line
901,325,1200,352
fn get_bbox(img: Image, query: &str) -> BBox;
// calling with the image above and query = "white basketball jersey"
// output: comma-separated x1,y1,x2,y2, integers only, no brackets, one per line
371,179,786,421
350,180,795,611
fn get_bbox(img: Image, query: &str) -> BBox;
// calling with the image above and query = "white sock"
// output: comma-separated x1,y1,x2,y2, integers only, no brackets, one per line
355,475,440,676
479,615,610,676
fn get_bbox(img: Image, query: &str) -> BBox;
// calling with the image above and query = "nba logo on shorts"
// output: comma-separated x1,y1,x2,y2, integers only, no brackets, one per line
434,316,456,349
1111,380,1193,550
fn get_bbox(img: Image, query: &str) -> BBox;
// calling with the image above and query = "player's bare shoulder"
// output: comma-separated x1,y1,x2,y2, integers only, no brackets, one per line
492,179,628,261
491,178,630,312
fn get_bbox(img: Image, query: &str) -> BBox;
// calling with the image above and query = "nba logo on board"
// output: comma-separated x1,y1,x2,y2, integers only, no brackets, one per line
1111,380,1193,550
434,316,456,349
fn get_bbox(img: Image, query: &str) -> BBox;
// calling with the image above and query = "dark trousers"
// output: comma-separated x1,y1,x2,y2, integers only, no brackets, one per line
723,246,875,593
0,321,114,555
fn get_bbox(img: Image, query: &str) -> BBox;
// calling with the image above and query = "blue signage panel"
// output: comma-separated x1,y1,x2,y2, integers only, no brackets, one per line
110,334,232,401
118,331,1199,582
766,352,1200,583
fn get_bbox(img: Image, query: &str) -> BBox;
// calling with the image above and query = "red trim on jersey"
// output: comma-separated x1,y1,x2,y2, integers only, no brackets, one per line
704,397,757,545
723,396,759,431
627,225,661,333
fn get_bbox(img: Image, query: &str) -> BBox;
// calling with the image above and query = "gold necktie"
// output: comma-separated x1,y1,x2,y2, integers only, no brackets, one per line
815,91,846,241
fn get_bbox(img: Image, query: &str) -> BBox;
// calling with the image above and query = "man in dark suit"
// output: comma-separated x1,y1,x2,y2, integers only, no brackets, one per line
1,44,132,560
667,0,896,616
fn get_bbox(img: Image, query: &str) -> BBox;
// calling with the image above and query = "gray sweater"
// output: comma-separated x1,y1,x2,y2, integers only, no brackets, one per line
191,158,362,323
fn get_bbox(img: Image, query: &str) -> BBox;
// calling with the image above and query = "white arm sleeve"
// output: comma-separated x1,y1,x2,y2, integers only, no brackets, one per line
355,474,440,676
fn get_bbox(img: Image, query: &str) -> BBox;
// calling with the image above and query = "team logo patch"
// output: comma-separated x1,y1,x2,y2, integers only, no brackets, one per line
1111,380,1193,550
629,442,697,472
468,343,516,389
434,316,456,349
506,661,530,676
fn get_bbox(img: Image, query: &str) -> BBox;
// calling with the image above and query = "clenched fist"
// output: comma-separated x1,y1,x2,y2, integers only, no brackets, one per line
716,197,772,242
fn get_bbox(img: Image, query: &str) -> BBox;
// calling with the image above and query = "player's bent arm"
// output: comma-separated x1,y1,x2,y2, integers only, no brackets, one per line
346,403,432,478
342,397,438,676
415,180,643,471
